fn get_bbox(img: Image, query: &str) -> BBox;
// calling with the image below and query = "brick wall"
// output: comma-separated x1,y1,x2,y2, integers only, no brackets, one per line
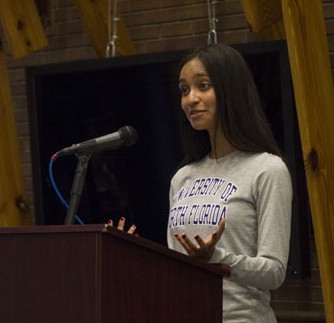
2,0,334,321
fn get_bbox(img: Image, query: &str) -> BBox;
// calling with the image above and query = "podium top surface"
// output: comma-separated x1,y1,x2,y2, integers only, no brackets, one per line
0,224,230,277
0,223,105,234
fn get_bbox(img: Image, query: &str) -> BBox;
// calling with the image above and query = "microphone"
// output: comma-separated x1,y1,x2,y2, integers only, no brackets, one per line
54,126,138,158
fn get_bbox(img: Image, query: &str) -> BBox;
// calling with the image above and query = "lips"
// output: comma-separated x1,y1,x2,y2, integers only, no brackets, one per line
189,109,206,118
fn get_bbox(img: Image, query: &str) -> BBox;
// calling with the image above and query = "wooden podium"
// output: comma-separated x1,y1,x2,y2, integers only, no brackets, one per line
0,225,229,323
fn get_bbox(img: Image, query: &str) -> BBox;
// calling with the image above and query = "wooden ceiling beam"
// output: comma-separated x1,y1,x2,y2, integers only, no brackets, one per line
241,0,285,40
282,2,334,322
0,0,47,58
0,48,32,225
73,0,136,58
243,1,334,322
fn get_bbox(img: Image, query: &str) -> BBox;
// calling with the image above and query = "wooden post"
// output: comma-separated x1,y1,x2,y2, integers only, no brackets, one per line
73,0,136,58
0,49,32,226
281,1,334,322
0,0,47,58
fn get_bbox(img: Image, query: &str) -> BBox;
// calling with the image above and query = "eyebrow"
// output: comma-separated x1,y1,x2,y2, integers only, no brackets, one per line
179,73,210,83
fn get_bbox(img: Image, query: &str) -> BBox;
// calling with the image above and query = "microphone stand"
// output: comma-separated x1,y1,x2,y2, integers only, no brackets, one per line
64,154,91,225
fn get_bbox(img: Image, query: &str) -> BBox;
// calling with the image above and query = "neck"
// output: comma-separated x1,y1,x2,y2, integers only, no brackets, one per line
209,145,236,159
209,133,235,159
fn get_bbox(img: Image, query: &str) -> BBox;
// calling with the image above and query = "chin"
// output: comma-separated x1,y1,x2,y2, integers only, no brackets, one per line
189,123,207,131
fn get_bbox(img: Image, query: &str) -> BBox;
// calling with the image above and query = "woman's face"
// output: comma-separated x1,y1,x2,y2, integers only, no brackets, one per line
179,58,217,134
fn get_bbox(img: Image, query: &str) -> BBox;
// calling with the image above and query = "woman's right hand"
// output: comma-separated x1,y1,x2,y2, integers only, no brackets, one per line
105,216,137,235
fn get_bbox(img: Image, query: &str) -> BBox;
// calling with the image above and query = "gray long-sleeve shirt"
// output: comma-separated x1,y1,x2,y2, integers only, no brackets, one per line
167,150,292,322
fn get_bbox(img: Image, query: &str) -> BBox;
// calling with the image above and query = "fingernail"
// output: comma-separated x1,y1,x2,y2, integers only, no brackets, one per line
120,216,125,221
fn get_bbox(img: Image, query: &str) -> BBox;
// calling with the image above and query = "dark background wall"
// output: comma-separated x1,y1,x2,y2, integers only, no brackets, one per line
2,0,334,321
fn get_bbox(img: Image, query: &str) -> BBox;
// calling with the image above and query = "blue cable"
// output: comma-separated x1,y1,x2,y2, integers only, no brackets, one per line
49,155,84,225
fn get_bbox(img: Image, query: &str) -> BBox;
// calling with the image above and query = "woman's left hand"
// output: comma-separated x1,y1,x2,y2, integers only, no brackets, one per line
174,219,225,261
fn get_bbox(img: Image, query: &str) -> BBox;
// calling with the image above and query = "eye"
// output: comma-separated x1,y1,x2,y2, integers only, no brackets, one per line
199,82,212,90
179,85,189,96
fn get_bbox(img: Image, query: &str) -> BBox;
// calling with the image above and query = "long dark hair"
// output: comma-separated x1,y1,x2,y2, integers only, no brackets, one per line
178,43,282,167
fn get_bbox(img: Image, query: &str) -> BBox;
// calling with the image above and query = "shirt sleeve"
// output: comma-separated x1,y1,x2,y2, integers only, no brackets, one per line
210,159,293,290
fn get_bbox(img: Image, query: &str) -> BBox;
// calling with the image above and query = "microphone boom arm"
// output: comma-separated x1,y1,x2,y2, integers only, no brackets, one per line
64,154,91,225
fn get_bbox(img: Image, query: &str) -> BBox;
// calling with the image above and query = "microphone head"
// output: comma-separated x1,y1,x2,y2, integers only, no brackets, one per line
119,126,138,147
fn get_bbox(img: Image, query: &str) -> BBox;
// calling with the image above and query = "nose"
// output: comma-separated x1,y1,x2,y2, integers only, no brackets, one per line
187,88,201,106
